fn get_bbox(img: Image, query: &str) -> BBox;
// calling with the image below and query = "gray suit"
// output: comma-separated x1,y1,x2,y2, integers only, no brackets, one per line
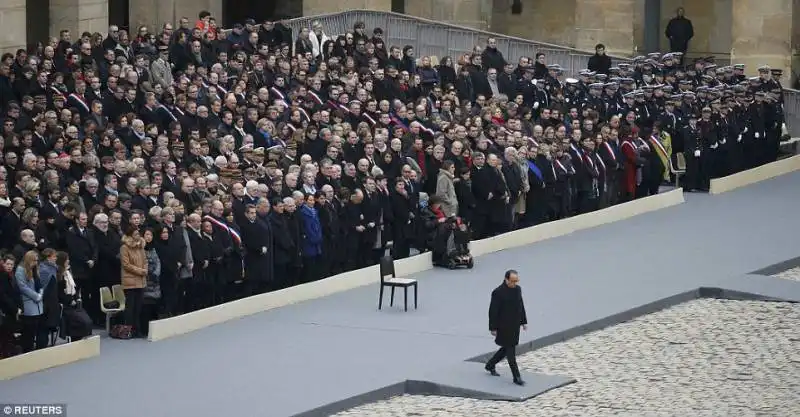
150,58,173,89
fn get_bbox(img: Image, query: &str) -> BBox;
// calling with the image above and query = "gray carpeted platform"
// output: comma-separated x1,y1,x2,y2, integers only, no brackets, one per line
1,171,799,417
407,363,575,401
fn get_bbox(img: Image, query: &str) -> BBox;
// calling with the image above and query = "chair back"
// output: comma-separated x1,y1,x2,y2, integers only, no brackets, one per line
111,284,127,311
675,153,687,171
379,255,395,282
99,287,113,312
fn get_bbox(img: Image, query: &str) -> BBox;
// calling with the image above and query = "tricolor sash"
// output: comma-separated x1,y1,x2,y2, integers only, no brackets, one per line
603,142,617,163
69,93,90,113
203,215,242,246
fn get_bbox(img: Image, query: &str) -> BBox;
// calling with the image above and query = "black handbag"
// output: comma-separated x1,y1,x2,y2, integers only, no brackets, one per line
103,300,120,309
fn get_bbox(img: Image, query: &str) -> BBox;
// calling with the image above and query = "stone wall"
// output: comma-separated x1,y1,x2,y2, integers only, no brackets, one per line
0,0,27,54
660,0,732,59
405,0,492,30
50,0,109,38
731,0,793,77
303,0,392,17
490,0,576,47
573,0,635,56
130,0,223,34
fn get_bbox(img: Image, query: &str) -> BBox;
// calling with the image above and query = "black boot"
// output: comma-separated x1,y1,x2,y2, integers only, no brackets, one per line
484,364,500,376
513,377,526,386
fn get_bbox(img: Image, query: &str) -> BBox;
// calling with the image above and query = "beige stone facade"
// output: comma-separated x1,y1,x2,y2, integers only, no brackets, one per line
0,0,27,54
303,0,392,17
50,0,109,39
0,0,796,80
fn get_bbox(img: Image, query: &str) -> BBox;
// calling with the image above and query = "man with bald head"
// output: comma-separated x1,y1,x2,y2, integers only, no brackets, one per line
12,229,38,261
203,199,242,303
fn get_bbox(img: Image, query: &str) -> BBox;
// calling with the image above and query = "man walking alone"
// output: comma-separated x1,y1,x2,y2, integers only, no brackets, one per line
485,269,528,385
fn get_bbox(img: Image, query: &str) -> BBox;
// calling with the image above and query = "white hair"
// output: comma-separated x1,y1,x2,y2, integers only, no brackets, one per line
93,213,108,225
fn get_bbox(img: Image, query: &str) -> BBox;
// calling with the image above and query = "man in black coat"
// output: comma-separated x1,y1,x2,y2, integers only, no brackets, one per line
665,7,694,65
240,204,274,295
485,269,528,386
65,212,99,322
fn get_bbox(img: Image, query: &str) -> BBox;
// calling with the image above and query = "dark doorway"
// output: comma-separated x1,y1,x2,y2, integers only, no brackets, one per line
223,0,302,28
391,0,404,13
108,0,130,31
26,0,50,47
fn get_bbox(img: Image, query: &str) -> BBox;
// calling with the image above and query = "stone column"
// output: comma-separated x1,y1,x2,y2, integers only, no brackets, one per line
406,0,493,30
0,0,26,54
574,0,635,56
50,0,108,38
731,0,794,76
303,0,392,16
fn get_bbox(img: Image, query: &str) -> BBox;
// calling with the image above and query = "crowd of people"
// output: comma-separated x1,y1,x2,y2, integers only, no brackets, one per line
0,11,790,355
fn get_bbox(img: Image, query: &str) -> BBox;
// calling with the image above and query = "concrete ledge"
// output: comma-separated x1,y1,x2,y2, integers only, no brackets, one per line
471,188,685,257
0,336,100,380
149,264,379,341
149,189,685,342
710,154,800,194
750,256,800,276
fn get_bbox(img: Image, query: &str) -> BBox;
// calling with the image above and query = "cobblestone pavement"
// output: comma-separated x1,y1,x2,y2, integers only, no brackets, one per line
335,299,800,417
773,266,800,282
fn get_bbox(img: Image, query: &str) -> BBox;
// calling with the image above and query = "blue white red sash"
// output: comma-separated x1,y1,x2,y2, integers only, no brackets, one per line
69,93,90,113
603,142,617,163
203,215,241,246
649,135,668,160
308,90,323,105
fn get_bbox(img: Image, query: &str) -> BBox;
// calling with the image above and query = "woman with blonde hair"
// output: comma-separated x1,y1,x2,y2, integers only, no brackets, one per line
14,250,46,351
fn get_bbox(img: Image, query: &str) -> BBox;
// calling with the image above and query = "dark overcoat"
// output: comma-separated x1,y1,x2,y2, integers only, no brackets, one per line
240,218,274,284
488,282,528,347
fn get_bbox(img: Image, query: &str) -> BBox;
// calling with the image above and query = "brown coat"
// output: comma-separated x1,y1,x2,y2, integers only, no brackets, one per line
120,235,148,289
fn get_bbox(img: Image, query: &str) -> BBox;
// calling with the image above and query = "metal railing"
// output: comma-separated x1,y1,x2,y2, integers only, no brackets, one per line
283,10,631,75
784,89,800,138
284,10,799,138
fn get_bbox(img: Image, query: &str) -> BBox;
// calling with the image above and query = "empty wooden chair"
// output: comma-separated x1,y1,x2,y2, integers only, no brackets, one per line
378,255,418,312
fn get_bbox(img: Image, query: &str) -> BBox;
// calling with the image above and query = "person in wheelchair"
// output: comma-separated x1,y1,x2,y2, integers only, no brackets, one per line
54,251,93,341
421,195,473,268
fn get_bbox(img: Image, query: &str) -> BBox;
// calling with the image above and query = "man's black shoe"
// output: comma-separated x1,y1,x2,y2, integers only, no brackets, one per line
484,365,500,376
513,378,525,386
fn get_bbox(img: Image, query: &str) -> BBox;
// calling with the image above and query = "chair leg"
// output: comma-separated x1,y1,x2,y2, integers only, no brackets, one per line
414,284,418,309
390,287,395,307
404,287,408,312
105,314,111,335
378,285,384,310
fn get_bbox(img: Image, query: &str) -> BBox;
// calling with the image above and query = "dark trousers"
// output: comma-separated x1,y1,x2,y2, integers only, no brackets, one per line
175,278,189,315
303,255,322,283
160,271,178,316
20,315,48,352
139,301,159,337
123,288,144,335
77,278,101,325
486,344,521,379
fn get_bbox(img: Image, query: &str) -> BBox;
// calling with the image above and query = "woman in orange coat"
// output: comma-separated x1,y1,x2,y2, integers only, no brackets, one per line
120,226,147,337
